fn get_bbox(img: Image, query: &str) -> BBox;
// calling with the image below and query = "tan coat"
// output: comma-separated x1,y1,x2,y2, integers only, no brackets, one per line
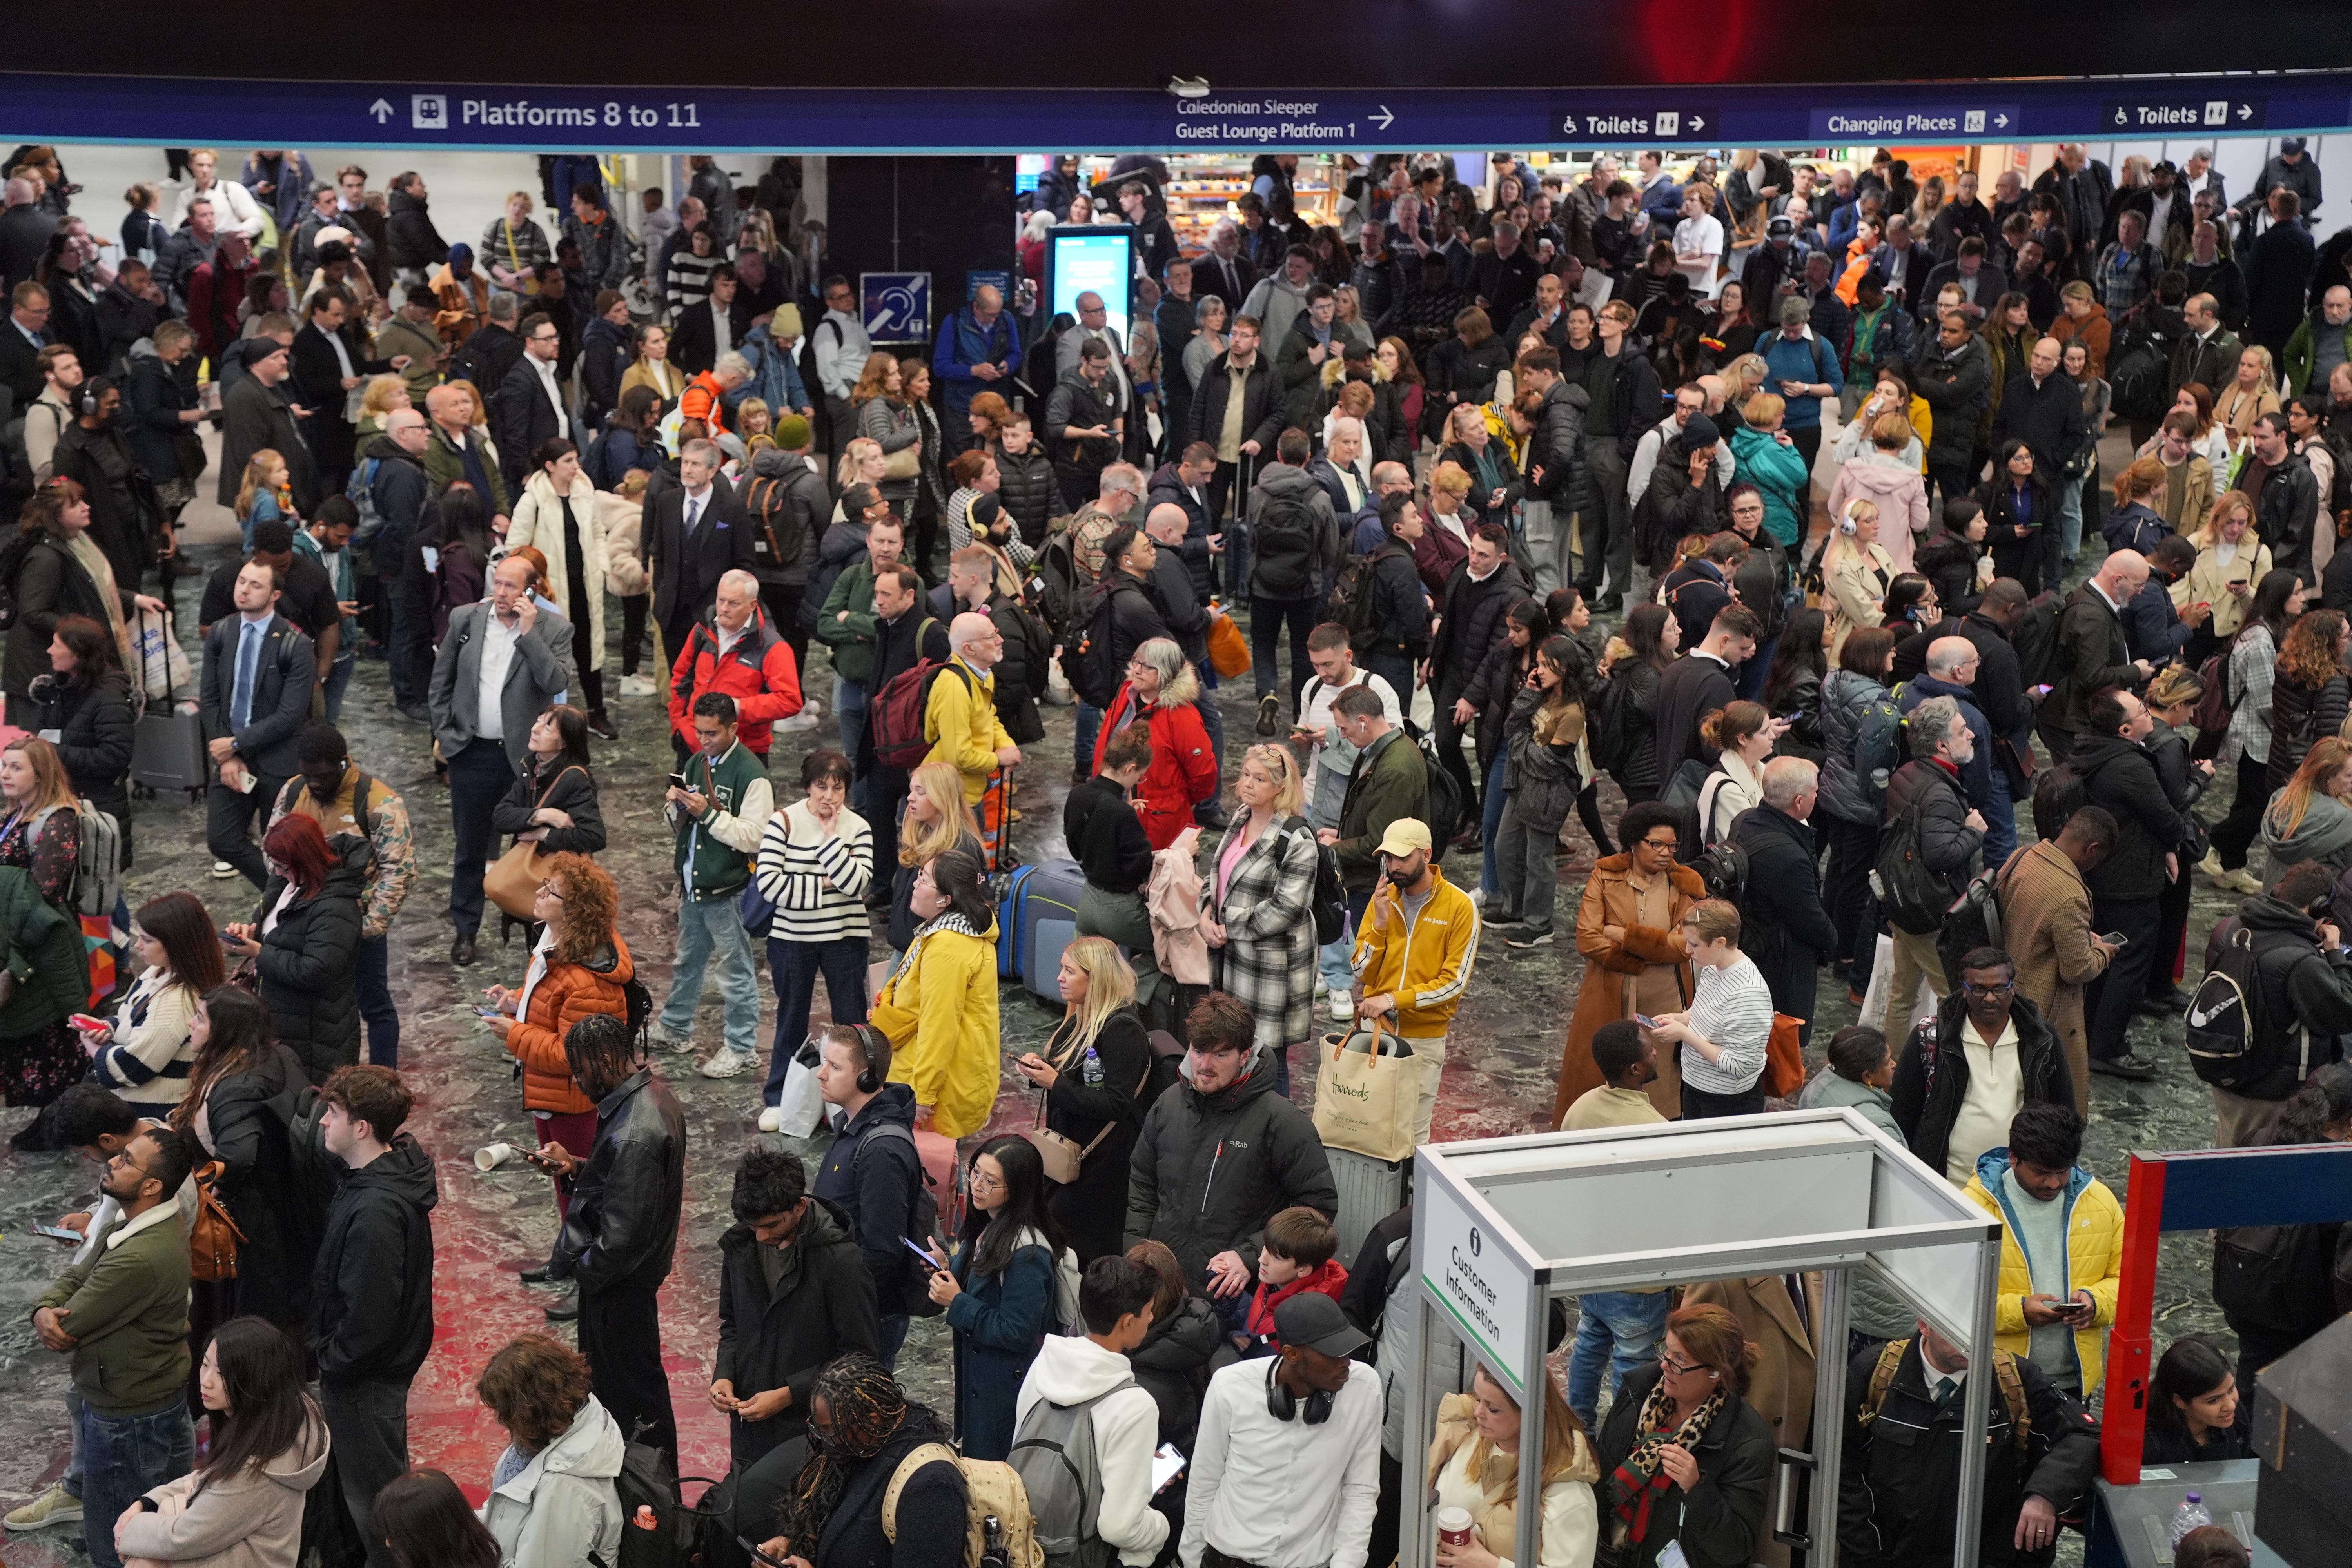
597,494,646,597
1996,840,2110,1116
2173,532,2271,639
1680,1276,1822,1568
1821,539,1894,663
507,468,610,670
1554,857,1705,1125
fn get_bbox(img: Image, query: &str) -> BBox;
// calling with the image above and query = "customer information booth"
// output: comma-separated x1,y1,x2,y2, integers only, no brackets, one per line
1408,1109,2007,1568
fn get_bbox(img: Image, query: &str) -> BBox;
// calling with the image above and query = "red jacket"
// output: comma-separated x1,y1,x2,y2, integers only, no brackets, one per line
1245,1257,1350,1344
188,255,261,359
668,608,804,753
1091,681,1218,850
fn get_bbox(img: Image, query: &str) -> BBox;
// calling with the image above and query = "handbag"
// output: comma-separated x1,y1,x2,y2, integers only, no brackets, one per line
189,1161,246,1282
483,766,586,920
1312,1017,1420,1161
1024,1050,1150,1184
773,1036,826,1139
1206,611,1250,679
1764,1014,1806,1099
882,443,921,482
172,428,207,482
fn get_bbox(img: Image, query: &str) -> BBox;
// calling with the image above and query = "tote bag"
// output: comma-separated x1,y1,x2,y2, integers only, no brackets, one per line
483,766,587,919
1312,1019,1420,1161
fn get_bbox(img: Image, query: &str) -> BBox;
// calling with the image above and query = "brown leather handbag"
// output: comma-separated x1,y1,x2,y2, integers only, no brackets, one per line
189,1162,246,1282
484,766,587,919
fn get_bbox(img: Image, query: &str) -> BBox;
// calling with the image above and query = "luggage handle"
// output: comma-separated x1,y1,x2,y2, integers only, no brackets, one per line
1771,1445,1816,1550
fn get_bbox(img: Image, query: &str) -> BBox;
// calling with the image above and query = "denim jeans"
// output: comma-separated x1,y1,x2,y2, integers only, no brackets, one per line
2056,469,2086,563
661,888,761,1056
80,1399,195,1568
764,936,870,1105
1984,766,2018,871
322,646,356,722
1479,752,1509,900
1074,700,1102,778
356,932,398,1066
1565,1289,1673,1430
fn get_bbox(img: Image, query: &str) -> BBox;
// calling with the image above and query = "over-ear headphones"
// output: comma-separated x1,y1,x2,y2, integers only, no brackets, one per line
1266,1358,1335,1426
1838,501,1861,536
76,385,100,418
850,1024,884,1094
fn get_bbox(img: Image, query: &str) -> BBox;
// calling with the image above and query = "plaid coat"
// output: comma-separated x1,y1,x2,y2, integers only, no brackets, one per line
1207,814,1323,1047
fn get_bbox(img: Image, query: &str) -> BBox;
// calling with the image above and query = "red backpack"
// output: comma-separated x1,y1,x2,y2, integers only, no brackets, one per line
867,619,970,768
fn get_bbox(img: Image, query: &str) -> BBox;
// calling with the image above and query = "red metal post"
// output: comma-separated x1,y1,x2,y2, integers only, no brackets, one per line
2099,1154,2169,1486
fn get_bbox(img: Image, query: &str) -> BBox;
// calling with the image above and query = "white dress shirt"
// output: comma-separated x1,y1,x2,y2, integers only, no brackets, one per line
709,298,736,361
529,354,570,441
475,610,521,740
1181,1359,1382,1568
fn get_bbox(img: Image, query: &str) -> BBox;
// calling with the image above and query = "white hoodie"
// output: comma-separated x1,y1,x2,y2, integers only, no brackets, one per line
1013,1334,1171,1566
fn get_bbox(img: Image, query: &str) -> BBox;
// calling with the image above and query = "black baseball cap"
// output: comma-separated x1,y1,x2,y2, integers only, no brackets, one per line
1275,1293,1370,1359
2282,137,2309,156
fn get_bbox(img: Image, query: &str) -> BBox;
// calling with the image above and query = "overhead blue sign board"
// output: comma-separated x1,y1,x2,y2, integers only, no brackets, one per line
2,71,2348,152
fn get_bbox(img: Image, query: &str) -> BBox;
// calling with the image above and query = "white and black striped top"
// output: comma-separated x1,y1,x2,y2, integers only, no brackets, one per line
754,802,875,944
1680,955,1775,1096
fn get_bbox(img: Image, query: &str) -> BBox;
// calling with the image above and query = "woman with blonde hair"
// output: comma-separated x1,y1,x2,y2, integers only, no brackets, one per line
1427,1363,1599,1568
2218,345,2281,447
1825,407,1929,574
619,321,686,405
602,467,656,696
1728,390,1811,550
2177,492,2270,663
831,434,887,521
234,448,296,550
1203,742,1320,1090
886,760,984,955
1011,935,1153,1259
0,734,80,915
2261,736,2352,891
354,374,410,450
1818,499,1893,661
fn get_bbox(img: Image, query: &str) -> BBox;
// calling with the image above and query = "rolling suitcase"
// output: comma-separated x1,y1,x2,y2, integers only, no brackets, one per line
1328,1147,1407,1272
131,607,208,804
1000,857,1084,1000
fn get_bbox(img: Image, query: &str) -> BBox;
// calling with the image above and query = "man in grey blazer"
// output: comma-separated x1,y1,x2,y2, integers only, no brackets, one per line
428,552,574,965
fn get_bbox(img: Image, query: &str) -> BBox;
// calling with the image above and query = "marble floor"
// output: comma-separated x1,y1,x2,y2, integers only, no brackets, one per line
0,530,2238,1563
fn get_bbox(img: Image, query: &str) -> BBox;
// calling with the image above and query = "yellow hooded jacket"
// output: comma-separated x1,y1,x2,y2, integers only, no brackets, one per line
1962,1148,2125,1392
874,912,1002,1138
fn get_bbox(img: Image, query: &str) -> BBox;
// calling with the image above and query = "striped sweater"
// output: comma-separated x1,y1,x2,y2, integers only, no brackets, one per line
754,801,876,944
90,968,199,1111
1679,954,1775,1096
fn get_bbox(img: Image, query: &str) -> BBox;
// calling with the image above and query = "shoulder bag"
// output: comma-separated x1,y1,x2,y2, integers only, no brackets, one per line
484,765,588,919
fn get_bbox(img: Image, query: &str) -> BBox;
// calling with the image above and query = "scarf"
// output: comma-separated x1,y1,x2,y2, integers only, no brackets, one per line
66,530,134,672
1607,1375,1730,1546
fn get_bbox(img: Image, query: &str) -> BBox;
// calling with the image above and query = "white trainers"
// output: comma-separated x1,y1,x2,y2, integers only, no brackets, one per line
757,1105,786,1133
1328,991,1354,1022
653,1030,695,1054
5,1484,84,1531
775,710,821,733
619,673,657,698
699,1045,756,1079
209,860,238,879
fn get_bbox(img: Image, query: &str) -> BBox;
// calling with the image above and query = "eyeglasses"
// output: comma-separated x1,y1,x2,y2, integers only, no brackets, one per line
968,1169,1005,1193
1659,1350,1709,1377
1638,835,1681,851
537,881,565,900
1960,980,2016,998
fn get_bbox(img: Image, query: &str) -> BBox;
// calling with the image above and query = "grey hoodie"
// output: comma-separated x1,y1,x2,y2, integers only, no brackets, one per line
2262,792,2352,892
1240,269,1313,352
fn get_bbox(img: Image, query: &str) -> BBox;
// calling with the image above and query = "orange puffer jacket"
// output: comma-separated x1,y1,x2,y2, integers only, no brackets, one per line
506,936,636,1115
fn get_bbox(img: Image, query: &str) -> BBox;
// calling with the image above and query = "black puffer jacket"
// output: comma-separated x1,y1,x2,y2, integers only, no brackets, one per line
1429,556,1534,690
1524,378,1592,515
1878,760,1983,926
1127,1293,1222,1446
384,187,447,272
1123,1050,1338,1293
1634,441,1728,577
1357,540,1431,661
1043,367,1122,507
203,1042,323,1331
1890,991,2072,1177
1818,669,1904,828
1462,636,1532,777
310,1131,439,1385
255,834,372,1085
552,1067,687,1294
1425,334,1511,414
1914,530,1983,618
715,1196,883,1465
32,668,133,847
994,445,1061,548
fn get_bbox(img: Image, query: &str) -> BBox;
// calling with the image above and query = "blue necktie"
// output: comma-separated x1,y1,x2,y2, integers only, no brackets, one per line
232,621,263,730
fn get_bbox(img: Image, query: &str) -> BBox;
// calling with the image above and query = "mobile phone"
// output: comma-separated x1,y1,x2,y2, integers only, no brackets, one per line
666,772,693,791
2227,579,2249,591
903,1236,943,1269
520,1148,561,1170
2100,931,2129,948
1635,1014,1661,1031
1151,1442,1188,1495
33,1223,83,1242
737,1537,791,1568
474,1005,504,1019
68,1013,110,1033
218,928,245,945
2031,683,2053,697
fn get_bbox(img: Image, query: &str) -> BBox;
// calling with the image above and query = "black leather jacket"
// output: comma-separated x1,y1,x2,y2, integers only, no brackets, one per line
552,1068,686,1293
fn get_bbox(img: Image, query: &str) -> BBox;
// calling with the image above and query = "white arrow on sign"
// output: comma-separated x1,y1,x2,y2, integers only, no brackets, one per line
369,98,394,123
2238,104,2253,120
1689,114,1705,131
1370,104,1394,131
1995,113,2010,128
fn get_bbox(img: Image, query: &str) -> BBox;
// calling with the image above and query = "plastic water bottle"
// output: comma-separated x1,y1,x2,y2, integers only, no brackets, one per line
2169,1492,2214,1546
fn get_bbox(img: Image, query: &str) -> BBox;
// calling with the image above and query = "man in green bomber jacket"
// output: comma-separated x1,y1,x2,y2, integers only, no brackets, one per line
662,690,774,1082
31,1123,200,1568
1318,682,1432,923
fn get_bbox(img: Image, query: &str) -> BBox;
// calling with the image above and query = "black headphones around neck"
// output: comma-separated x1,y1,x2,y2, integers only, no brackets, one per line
1265,1357,1335,1426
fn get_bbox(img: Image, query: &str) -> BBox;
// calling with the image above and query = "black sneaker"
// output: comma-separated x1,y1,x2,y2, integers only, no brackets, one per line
1506,927,1555,949
2136,988,2190,1017
2088,1051,2159,1081
1256,695,1281,737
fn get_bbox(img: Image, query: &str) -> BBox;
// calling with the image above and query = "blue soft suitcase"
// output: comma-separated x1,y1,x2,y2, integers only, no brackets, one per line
1002,858,1084,1001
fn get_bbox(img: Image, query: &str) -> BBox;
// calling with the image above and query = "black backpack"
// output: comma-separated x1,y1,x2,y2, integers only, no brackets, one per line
2212,1221,2337,1336
858,1122,951,1318
1587,675,1639,777
1287,817,1348,945
589,1432,722,1568
1324,550,1382,643
1938,860,2009,986
1657,758,1730,864
2186,917,2312,1099
1416,732,1466,848
0,529,43,632
1062,581,1128,709
1250,484,1321,599
1872,783,1951,936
